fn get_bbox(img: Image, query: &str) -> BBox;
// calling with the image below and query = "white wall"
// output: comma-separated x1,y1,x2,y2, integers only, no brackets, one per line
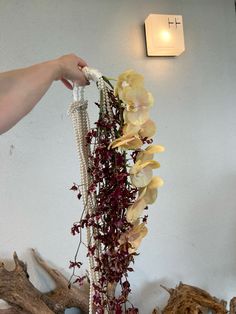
0,0,236,312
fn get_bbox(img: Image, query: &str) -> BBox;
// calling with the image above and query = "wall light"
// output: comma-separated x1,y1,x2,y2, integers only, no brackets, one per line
145,14,185,57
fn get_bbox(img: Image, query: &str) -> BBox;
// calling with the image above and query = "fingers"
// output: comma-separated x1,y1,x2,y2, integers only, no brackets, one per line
56,53,90,88
61,78,73,90
60,77,89,90
75,56,89,85
76,56,87,68
77,73,90,87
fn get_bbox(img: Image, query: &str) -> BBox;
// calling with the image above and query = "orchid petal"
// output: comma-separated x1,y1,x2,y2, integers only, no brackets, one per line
148,176,164,189
115,70,144,98
139,119,156,138
124,109,150,126
130,166,153,187
109,133,142,150
136,146,164,162
137,160,160,170
123,123,140,135
136,151,154,162
122,87,153,111
141,187,158,204
138,176,164,204
128,223,148,252
126,198,146,223
145,145,165,154
130,160,160,188
119,223,148,253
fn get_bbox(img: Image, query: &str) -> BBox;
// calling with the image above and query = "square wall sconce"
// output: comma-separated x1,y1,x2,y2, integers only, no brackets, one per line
145,14,185,57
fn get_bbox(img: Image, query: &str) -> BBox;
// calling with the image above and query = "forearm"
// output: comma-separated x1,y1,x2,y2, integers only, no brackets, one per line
0,60,59,134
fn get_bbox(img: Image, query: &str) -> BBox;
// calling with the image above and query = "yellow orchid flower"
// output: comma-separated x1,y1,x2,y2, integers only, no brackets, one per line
123,108,150,126
123,119,156,139
114,69,144,99
139,119,156,138
109,133,143,150
126,198,146,224
130,159,160,187
136,144,165,162
119,223,148,253
121,87,153,125
122,123,140,135
139,176,164,204
122,87,154,112
109,122,160,151
145,144,165,154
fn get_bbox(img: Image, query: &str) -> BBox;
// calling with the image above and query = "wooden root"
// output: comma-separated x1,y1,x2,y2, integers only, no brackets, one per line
2,252,236,314
0,250,89,314
161,282,227,314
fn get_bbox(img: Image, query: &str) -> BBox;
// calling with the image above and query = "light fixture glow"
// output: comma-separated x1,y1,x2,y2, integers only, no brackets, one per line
145,14,185,57
160,31,171,42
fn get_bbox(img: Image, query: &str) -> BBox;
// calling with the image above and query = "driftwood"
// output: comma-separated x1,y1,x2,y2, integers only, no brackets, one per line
0,249,89,314
1,252,236,314
160,282,228,314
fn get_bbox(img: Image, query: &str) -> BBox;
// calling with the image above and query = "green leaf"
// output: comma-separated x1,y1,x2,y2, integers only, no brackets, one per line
102,76,114,89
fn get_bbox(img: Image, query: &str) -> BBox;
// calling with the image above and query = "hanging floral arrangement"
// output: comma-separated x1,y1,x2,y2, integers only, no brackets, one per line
68,68,164,314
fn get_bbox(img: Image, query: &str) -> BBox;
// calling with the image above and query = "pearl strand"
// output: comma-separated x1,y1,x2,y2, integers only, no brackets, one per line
98,77,116,140
69,69,115,313
68,98,96,314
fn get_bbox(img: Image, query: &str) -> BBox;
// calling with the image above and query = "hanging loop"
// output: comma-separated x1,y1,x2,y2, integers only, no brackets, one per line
73,81,85,102
72,67,103,102
82,66,102,82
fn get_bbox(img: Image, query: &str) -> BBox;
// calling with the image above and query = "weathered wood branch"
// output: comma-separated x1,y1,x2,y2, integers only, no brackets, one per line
161,282,227,314
0,250,89,314
230,297,236,314
0,309,25,314
31,249,89,312
2,252,236,314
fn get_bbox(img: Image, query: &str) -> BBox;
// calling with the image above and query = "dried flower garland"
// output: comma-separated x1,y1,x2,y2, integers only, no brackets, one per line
68,67,164,314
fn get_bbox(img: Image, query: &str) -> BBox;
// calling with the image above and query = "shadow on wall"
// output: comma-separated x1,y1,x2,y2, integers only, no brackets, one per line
135,277,174,311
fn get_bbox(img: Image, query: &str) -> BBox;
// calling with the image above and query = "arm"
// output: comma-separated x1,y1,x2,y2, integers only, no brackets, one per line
0,54,88,134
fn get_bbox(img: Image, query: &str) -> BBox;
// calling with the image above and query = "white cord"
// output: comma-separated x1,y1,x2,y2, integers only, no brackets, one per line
82,66,102,82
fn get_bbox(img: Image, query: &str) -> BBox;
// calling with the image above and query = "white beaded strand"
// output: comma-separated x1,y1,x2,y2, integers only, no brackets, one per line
68,85,96,314
69,68,115,313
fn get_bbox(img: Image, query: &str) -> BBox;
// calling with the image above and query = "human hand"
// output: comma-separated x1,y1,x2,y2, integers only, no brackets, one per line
54,54,89,90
